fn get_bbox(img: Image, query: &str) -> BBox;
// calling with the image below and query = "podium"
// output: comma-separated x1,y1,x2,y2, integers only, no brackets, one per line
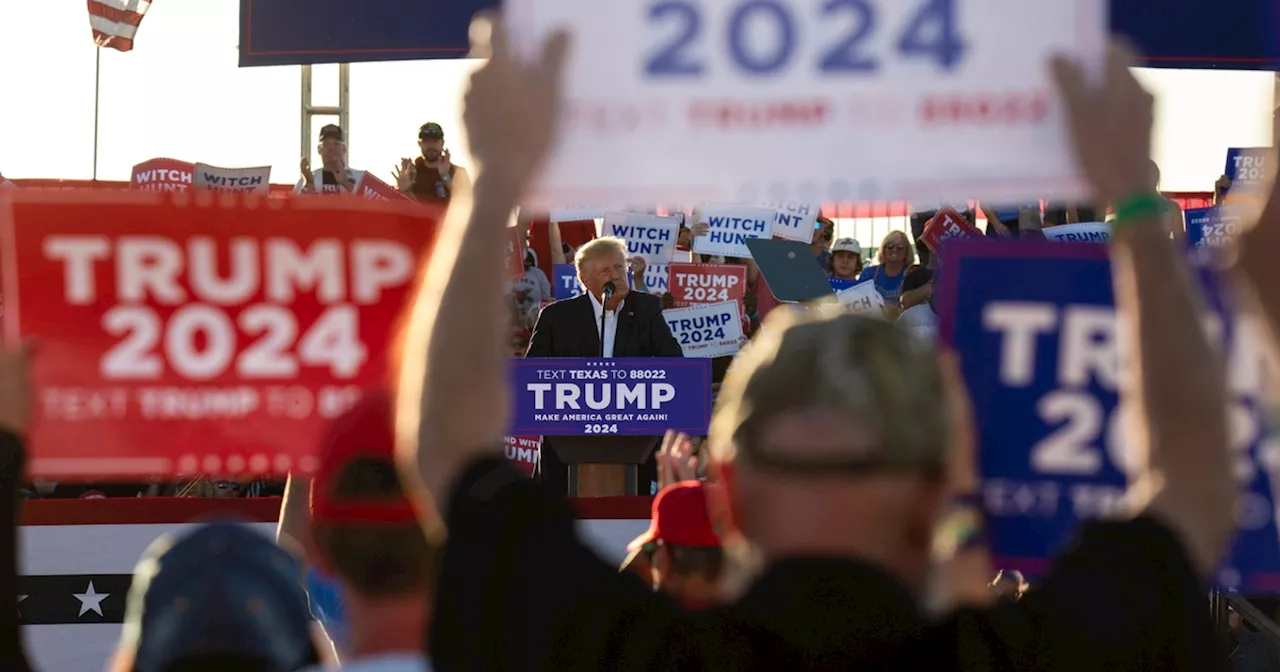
544,435,659,497
511,357,710,497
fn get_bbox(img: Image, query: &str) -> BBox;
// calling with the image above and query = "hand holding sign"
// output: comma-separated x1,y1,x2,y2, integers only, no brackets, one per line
464,15,570,192
920,206,980,253
629,256,647,278
1050,43,1154,204
507,0,1102,205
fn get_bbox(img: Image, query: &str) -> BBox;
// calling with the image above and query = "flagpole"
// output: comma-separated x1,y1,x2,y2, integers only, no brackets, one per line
92,48,101,182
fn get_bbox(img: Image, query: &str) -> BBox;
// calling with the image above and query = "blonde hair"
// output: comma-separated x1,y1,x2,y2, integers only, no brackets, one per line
709,309,947,465
876,230,916,266
573,236,628,271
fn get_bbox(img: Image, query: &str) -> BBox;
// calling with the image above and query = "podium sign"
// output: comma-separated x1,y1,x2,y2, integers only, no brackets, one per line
509,358,711,436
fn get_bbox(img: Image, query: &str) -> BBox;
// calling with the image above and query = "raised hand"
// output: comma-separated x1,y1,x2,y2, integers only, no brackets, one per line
438,148,453,177
393,158,417,192
1051,42,1154,205
657,430,699,488
463,15,570,194
299,157,313,188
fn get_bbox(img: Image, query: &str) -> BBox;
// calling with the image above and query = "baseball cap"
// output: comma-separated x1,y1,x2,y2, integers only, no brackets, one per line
711,310,949,474
627,480,721,551
831,238,862,256
418,122,445,140
121,520,318,672
319,124,343,142
310,388,418,525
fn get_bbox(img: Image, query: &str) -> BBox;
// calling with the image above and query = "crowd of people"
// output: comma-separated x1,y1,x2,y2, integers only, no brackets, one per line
0,16,1275,672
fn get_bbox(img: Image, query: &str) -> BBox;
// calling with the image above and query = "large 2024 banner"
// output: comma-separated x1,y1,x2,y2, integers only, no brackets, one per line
0,191,437,478
940,240,1280,591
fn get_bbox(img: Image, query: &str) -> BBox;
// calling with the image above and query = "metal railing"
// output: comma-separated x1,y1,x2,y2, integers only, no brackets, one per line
1212,588,1280,647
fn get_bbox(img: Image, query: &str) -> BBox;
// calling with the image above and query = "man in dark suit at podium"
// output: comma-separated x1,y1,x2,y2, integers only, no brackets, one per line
526,236,683,494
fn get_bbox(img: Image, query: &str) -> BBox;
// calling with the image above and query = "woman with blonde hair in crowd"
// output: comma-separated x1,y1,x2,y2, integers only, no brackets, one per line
858,229,915,314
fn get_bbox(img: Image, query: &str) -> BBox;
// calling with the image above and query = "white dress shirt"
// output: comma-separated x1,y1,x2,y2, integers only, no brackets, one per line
588,290,620,358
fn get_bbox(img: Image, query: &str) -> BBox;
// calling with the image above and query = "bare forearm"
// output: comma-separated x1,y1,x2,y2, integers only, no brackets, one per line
1112,218,1231,573
549,220,566,264
400,179,519,498
276,474,311,562
1237,198,1280,337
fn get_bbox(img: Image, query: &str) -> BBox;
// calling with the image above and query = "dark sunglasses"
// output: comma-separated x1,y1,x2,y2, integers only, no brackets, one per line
883,243,906,251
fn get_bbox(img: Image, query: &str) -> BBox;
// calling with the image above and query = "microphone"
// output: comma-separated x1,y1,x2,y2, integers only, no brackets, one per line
599,281,616,358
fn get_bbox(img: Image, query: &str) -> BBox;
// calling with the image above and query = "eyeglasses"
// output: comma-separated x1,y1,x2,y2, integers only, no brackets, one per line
883,243,906,251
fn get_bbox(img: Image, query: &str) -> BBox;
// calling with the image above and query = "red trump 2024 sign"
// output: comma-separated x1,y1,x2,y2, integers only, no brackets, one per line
0,191,437,478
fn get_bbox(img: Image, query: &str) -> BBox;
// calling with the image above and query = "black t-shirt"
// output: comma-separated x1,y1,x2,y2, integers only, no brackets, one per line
430,456,1214,671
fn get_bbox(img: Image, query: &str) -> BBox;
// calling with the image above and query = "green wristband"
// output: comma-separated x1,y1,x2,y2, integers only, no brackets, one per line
1111,192,1168,232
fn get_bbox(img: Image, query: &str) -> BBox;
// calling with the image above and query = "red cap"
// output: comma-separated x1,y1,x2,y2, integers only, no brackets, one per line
627,480,721,550
310,389,417,525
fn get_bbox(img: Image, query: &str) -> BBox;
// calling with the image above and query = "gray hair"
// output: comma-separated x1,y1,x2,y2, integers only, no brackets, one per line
573,236,627,271
710,309,948,468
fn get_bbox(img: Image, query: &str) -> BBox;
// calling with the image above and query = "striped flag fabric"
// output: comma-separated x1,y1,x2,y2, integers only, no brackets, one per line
87,0,153,52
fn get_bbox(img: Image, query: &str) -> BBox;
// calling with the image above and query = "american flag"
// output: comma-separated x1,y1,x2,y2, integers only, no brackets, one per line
87,0,153,53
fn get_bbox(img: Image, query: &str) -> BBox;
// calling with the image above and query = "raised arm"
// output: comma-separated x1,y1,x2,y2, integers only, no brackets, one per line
548,219,567,265
1053,44,1232,576
1235,153,1280,354
0,344,35,671
395,20,569,503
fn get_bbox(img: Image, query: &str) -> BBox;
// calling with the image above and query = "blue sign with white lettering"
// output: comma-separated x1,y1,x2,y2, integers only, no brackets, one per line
553,264,584,300
238,0,498,66
1226,147,1272,195
509,358,711,436
1185,206,1245,250
939,240,1280,591
828,277,856,292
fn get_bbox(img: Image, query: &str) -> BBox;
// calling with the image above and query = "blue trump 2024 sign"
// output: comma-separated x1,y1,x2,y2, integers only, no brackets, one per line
1186,206,1244,249
939,240,1280,591
509,358,711,436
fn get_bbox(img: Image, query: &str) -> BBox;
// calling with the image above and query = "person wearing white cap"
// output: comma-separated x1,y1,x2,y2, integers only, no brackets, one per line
828,237,863,282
